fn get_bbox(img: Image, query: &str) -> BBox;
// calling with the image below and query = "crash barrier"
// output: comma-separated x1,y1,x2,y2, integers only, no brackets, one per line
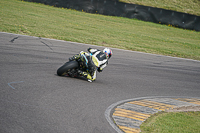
24,0,200,31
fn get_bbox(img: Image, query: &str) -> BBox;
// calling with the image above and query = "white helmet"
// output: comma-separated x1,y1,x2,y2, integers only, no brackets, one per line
103,48,112,59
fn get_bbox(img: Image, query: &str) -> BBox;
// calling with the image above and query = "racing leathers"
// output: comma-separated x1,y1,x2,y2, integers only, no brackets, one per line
87,48,108,73
69,48,108,82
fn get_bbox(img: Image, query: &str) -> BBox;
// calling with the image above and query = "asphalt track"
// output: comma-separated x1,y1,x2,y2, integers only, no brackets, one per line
0,32,200,133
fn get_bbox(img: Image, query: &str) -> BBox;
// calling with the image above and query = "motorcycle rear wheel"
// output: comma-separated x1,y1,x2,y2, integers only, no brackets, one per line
57,61,79,76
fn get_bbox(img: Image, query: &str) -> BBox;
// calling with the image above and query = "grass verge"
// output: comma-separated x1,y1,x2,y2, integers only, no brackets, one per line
140,111,200,133
0,0,200,60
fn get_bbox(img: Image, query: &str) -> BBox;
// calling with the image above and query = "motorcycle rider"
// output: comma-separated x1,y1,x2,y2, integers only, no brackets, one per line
69,47,112,82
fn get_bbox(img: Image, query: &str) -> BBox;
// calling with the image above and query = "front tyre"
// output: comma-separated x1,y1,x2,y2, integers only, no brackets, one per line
57,61,79,76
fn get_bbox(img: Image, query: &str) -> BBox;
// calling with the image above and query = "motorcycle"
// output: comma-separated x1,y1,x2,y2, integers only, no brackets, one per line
57,53,90,78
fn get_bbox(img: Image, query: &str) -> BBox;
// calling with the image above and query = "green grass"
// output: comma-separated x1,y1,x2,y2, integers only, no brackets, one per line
120,0,200,16
140,111,200,133
0,0,200,60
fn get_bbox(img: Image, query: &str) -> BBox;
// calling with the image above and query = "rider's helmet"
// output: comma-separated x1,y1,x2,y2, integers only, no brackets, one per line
103,48,112,59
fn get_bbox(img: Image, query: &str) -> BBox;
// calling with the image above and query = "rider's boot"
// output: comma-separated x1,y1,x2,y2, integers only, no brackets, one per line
78,70,94,82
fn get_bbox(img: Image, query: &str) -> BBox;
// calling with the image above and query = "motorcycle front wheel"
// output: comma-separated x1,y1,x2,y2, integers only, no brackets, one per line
57,61,79,76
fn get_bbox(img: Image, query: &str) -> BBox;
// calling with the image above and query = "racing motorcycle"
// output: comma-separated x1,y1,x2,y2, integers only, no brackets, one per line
57,53,90,78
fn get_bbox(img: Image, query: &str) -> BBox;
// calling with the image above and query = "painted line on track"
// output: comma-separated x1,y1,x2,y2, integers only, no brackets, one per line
105,96,200,133
8,81,24,89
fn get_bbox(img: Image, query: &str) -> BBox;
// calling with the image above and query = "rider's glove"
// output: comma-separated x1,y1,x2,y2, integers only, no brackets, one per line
97,67,103,72
69,55,79,61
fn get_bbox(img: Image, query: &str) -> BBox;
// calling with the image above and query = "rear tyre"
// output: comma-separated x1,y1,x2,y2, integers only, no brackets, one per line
57,61,78,76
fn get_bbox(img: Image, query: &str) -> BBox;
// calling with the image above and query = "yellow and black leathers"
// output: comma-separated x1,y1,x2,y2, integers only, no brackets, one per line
69,48,109,81
69,51,97,81
87,48,108,73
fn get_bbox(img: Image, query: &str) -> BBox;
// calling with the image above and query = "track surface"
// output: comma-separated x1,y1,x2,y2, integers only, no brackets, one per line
0,32,200,133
